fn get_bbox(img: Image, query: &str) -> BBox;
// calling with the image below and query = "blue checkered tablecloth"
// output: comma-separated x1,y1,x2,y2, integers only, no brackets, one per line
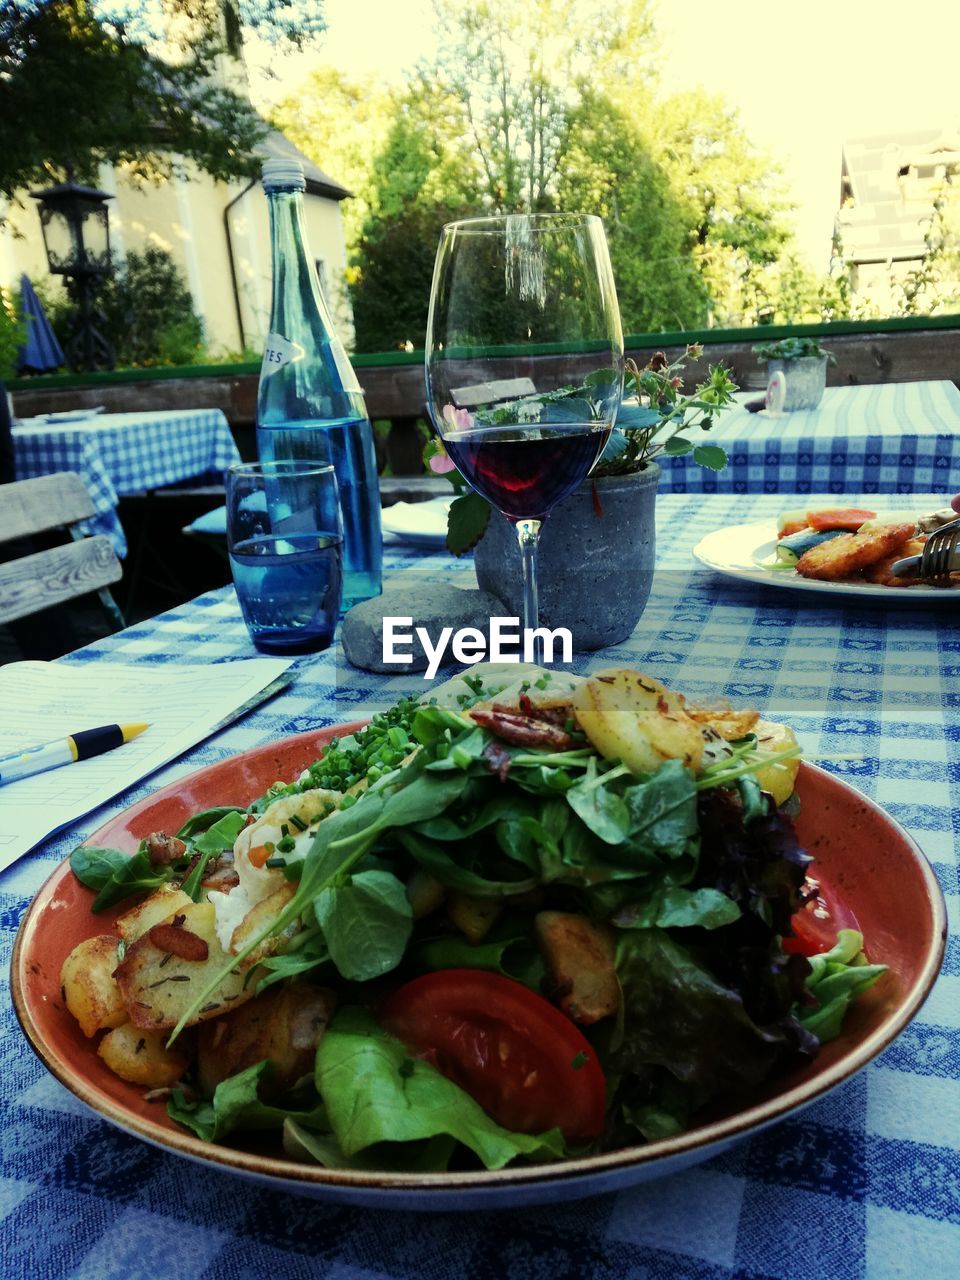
2,493,958,1280
658,380,960,495
11,409,241,557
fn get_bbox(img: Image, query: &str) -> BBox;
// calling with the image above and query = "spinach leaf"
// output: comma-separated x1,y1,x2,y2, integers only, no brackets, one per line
613,885,741,931
314,869,412,981
566,762,631,845
168,1061,328,1142
622,760,699,858
315,1008,566,1169
414,934,545,989
182,810,248,901
175,806,246,839
397,831,539,897
69,841,175,912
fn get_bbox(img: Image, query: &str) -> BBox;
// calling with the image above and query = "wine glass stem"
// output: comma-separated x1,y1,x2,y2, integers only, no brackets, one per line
515,518,542,661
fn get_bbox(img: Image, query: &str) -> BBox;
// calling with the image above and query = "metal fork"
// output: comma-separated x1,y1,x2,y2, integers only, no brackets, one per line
892,517,960,586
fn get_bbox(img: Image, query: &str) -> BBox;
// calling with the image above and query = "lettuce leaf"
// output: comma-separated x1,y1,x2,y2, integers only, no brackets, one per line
315,1008,566,1169
168,1061,328,1142
797,929,887,1042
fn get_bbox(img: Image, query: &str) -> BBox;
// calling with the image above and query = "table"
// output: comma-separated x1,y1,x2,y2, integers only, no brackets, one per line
657,380,960,495
2,493,957,1280
12,409,241,557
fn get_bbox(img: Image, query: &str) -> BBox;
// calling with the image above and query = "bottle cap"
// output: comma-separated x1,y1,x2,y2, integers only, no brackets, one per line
261,158,306,191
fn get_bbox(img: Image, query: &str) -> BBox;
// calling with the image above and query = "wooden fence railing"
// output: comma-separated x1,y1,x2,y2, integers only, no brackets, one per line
9,318,960,477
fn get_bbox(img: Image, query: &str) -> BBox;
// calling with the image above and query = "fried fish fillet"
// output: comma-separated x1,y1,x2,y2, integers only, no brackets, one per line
861,536,926,587
795,522,916,582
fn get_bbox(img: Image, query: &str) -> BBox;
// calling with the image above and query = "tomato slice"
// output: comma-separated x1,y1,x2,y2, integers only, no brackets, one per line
381,970,606,1141
806,507,877,532
783,867,860,956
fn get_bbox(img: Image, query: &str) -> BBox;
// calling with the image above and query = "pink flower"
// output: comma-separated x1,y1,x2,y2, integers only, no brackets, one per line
428,447,457,475
442,403,473,432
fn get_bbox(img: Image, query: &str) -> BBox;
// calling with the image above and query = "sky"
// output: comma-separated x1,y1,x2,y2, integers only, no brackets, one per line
248,0,960,270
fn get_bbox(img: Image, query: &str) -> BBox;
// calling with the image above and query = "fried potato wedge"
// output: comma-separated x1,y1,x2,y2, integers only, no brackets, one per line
686,702,761,741
196,983,336,1096
861,536,926,587
116,886,194,944
572,669,704,774
795,522,916,581
115,900,256,1029
60,935,127,1038
97,1024,191,1087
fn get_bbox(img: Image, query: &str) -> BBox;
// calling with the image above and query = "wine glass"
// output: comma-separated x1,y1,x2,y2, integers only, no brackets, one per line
425,213,624,649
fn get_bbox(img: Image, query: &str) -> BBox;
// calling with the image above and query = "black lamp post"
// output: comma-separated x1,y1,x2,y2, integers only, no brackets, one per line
30,177,116,372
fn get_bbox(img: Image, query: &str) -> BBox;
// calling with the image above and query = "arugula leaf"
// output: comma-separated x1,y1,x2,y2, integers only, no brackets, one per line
168,1061,327,1142
314,869,412,981
69,842,175,912
254,932,330,993
315,1008,566,1169
397,830,540,897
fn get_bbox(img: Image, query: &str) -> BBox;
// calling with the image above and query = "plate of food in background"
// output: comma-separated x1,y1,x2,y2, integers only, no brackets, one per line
693,502,960,600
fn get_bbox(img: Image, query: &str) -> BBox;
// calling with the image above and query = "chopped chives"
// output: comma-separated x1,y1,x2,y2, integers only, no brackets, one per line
289,815,307,832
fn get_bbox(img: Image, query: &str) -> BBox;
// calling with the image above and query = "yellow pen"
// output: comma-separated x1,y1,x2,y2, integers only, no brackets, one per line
0,723,150,786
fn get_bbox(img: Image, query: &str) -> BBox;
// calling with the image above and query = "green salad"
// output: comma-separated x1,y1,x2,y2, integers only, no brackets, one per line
64,664,886,1172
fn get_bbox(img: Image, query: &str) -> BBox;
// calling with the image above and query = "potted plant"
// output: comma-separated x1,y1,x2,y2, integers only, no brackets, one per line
425,346,737,650
752,336,836,411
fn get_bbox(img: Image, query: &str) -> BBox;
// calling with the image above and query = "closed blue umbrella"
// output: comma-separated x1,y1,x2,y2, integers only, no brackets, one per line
16,273,64,373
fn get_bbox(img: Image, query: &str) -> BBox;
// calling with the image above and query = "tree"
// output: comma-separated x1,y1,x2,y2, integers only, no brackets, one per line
428,0,658,213
0,1,325,203
896,177,960,315
349,85,483,351
557,90,710,333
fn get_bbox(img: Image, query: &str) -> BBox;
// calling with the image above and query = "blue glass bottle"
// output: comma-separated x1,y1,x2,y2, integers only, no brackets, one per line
257,158,382,607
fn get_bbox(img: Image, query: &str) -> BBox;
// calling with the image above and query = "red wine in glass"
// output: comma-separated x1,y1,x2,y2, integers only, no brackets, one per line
442,423,611,521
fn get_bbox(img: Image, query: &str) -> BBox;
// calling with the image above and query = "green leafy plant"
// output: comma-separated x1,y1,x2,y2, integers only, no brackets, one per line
424,345,738,554
753,336,837,364
0,284,25,379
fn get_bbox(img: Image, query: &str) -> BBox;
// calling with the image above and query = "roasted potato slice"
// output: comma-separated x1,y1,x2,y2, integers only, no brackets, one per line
686,702,761,742
229,882,297,961
572,669,704,774
115,900,256,1029
116,886,194,944
753,718,801,806
196,983,336,1096
861,537,926,587
535,911,619,1024
97,1024,191,1087
60,935,127,1038
446,891,501,943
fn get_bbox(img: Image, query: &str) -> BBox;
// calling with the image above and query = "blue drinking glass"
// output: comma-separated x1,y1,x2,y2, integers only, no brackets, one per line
226,461,343,655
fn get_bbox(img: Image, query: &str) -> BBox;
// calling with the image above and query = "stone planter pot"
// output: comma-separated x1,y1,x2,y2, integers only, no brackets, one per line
767,355,828,411
474,464,659,651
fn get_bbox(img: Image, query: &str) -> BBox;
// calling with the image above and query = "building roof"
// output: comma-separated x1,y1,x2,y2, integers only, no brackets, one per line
255,127,351,203
837,127,960,264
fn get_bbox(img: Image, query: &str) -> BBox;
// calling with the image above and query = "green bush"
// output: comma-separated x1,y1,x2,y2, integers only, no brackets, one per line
0,285,26,379
41,247,206,369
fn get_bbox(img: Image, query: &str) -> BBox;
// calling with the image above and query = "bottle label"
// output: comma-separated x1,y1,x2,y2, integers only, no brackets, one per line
261,332,305,375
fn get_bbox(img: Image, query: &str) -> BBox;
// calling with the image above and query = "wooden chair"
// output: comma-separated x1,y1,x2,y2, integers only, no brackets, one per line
0,472,124,630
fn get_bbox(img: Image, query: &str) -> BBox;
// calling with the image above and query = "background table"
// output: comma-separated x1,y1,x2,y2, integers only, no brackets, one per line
657,380,960,495
11,409,240,557
2,493,958,1280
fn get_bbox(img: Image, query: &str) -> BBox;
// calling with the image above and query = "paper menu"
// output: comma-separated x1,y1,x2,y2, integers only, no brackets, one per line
0,657,294,871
